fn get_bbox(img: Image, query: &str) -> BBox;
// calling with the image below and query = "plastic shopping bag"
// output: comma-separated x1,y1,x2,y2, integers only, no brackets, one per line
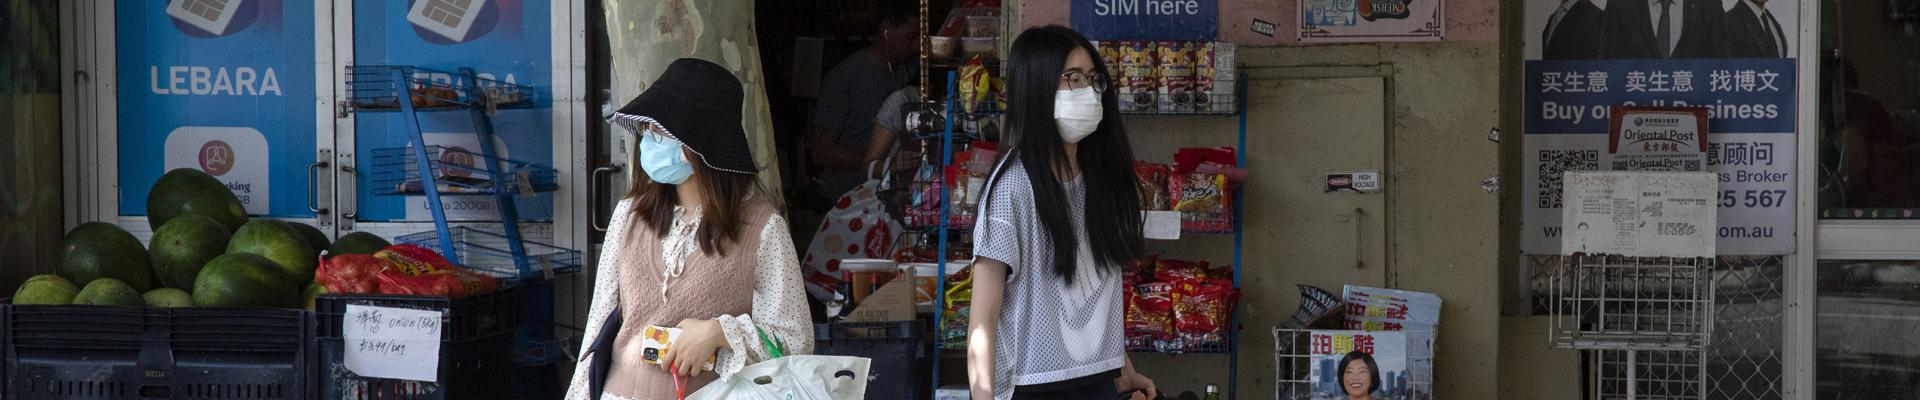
683,355,872,400
802,163,902,302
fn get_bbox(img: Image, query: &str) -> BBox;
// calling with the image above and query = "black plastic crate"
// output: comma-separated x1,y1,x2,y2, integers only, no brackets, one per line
315,284,522,342
314,285,523,400
2,304,317,400
814,321,928,400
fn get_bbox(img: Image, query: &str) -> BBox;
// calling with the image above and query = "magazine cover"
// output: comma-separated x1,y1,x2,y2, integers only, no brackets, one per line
1307,330,1435,400
1342,285,1442,331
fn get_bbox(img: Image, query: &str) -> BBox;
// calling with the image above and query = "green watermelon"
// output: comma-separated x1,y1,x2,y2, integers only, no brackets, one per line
56,222,156,292
301,282,327,310
227,219,318,284
148,168,248,232
327,232,391,256
12,274,80,305
143,288,194,308
193,253,296,308
73,278,146,306
150,215,233,289
290,222,331,255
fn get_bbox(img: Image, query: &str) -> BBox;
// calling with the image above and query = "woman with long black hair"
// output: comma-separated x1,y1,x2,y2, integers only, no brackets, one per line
966,26,1156,400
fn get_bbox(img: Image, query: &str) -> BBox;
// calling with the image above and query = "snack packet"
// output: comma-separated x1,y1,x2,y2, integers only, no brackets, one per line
373,244,453,276
1172,278,1237,349
1134,162,1171,211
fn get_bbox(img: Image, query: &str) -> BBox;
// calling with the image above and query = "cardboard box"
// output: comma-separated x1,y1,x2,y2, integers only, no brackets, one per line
1119,41,1158,113
1155,41,1195,113
844,272,917,323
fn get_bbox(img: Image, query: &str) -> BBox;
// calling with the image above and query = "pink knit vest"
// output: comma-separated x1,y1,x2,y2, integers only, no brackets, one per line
603,199,775,399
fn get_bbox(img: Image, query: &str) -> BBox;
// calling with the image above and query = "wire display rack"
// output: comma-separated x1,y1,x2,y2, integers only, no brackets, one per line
368,146,558,196
1273,328,1436,400
397,227,583,281
1550,254,1716,350
1589,348,1707,400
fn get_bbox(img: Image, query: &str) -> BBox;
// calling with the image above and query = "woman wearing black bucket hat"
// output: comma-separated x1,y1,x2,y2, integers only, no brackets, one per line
567,58,813,400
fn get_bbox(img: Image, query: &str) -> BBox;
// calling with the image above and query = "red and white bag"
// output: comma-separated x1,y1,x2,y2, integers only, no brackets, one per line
802,163,902,301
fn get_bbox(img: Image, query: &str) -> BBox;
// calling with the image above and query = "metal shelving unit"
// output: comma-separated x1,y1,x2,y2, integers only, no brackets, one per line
345,65,582,391
924,70,1249,398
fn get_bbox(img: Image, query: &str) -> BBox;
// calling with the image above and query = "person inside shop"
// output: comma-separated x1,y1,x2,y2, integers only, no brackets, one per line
965,25,1156,400
567,58,814,400
862,83,923,186
807,1,921,198
1339,351,1382,400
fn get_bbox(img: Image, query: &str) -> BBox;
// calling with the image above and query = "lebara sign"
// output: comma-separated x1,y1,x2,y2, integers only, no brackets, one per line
1072,0,1219,41
119,0,316,218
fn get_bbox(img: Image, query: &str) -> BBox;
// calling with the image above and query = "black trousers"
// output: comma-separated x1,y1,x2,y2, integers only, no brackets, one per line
1011,378,1118,400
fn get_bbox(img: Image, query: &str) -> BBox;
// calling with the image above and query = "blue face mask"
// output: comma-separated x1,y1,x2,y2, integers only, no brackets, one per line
638,131,693,185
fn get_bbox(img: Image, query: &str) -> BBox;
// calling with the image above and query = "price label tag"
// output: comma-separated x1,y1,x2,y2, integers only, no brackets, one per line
343,304,444,382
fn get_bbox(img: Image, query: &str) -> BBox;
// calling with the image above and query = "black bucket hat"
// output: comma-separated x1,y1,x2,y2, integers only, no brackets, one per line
609,58,758,175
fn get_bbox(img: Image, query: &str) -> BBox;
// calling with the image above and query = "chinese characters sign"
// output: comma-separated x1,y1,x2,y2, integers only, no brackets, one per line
1522,0,1801,255
1607,107,1710,172
1342,285,1440,332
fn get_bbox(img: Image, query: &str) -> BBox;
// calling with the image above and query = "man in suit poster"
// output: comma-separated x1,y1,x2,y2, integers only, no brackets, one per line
1542,0,1609,59
1720,0,1790,58
1601,0,1724,58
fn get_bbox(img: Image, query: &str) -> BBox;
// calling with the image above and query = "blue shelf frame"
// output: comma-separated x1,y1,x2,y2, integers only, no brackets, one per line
930,71,1249,398
347,65,572,379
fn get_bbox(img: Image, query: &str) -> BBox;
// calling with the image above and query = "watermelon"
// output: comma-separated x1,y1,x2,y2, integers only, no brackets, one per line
73,278,146,306
301,282,327,310
328,232,391,256
193,253,297,308
143,288,194,308
148,168,248,232
12,274,80,305
150,215,233,289
227,219,319,284
56,222,156,292
290,222,331,255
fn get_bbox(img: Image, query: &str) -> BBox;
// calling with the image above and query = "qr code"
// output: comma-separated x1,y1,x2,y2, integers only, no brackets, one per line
1537,150,1599,208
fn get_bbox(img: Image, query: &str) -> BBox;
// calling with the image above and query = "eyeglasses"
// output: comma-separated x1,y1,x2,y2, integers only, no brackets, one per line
1061,70,1109,93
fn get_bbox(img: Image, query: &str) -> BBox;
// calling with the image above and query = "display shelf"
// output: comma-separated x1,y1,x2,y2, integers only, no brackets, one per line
1181,210,1235,234
1119,92,1242,116
368,146,559,196
345,65,533,113
1128,339,1233,355
397,227,583,281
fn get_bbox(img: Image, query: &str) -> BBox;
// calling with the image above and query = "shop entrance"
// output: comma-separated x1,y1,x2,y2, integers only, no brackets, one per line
1124,72,1394,395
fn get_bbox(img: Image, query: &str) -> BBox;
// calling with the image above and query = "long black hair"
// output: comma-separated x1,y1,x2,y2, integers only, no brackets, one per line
990,25,1143,285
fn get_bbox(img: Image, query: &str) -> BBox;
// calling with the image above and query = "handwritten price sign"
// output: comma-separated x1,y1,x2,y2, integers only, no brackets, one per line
344,304,445,382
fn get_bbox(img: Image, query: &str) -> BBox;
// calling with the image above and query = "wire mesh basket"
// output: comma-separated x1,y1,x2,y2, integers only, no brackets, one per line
1273,328,1436,400
1550,254,1716,351
397,227,582,281
345,65,533,113
1587,348,1706,400
369,145,558,196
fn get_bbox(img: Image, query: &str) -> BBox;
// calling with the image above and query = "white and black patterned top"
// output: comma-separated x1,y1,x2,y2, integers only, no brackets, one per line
564,199,813,400
973,159,1127,400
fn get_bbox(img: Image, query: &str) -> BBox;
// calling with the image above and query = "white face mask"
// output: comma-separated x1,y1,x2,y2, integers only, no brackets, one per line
1054,86,1103,144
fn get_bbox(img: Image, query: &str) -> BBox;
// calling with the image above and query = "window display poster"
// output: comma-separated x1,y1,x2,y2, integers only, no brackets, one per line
1522,0,1800,255
117,0,316,217
1307,330,1433,400
1298,0,1444,43
1073,0,1218,41
1560,171,1719,258
353,0,554,221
